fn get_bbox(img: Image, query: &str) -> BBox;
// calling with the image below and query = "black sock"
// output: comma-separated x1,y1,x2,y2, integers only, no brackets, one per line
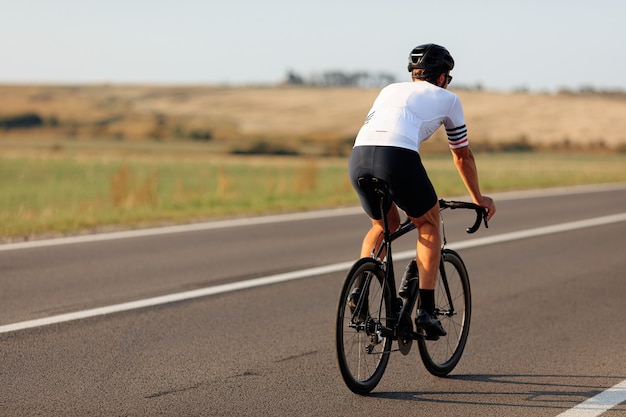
419,289,435,314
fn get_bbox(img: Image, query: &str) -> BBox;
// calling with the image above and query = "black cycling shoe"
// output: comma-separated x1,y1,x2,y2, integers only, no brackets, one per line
347,288,368,323
416,310,447,340
347,288,360,310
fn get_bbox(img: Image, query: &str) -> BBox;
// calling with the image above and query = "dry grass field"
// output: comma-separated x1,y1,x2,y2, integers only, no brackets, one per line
1,84,625,154
1,84,624,239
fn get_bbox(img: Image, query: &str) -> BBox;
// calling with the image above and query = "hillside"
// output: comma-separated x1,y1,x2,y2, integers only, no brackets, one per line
1,85,624,154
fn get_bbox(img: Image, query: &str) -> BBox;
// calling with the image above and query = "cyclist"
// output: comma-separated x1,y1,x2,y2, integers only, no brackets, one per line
348,43,496,339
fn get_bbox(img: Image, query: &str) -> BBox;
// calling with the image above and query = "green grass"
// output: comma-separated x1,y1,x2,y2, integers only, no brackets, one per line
0,156,355,238
1,150,624,240
423,152,626,195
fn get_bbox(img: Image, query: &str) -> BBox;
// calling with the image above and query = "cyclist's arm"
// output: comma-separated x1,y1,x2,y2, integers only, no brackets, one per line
450,145,496,219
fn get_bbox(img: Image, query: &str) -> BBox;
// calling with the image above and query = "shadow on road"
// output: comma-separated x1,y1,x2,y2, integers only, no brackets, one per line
371,373,626,413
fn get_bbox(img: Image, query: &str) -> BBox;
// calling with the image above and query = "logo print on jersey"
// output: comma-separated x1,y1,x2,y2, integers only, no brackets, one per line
364,111,375,124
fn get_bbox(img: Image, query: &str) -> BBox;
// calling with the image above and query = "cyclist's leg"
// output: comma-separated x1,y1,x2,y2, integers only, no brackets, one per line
408,203,441,291
359,203,400,258
408,203,447,338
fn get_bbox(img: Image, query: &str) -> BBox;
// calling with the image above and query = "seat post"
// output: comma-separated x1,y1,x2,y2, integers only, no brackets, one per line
379,188,391,248
357,176,393,263
374,183,393,270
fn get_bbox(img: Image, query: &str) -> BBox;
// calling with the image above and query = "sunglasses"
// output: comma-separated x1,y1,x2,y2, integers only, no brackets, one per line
446,75,453,84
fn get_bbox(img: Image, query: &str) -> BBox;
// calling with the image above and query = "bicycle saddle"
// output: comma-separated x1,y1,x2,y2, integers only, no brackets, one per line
357,176,390,201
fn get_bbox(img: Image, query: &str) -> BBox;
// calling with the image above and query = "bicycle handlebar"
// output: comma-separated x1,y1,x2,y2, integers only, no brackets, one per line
439,199,489,234
392,199,489,242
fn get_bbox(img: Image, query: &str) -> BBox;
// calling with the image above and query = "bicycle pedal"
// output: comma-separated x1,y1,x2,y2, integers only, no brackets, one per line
412,331,439,341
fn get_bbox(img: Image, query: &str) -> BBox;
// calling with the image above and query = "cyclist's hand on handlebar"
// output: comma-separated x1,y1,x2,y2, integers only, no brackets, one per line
476,196,495,221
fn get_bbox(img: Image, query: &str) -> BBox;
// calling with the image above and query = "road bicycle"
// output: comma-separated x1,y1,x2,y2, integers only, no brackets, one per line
335,176,488,395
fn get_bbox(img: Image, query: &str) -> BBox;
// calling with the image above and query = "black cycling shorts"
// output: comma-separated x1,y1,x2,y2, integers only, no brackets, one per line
348,145,437,219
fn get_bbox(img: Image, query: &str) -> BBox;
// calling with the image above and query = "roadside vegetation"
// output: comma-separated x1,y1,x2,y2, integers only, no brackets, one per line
1,85,625,241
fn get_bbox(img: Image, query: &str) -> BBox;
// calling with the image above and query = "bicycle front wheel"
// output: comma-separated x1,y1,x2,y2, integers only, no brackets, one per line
336,258,393,395
418,249,471,377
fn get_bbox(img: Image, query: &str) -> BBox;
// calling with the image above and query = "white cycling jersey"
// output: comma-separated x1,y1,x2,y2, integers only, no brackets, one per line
353,81,468,152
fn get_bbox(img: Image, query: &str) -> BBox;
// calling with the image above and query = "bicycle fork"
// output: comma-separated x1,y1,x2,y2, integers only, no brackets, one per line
437,254,457,318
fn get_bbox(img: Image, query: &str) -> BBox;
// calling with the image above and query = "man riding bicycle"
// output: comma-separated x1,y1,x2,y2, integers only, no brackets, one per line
348,43,496,339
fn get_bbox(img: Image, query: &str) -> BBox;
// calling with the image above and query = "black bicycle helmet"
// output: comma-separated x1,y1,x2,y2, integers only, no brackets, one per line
407,44,455,81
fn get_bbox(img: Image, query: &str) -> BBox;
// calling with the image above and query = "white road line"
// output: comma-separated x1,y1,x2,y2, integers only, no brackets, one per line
3,212,626,417
392,212,626,261
0,207,363,252
1,212,625,335
556,379,626,417
0,261,355,335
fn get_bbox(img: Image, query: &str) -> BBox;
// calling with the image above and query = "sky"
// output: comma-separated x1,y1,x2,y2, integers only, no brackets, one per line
2,0,625,92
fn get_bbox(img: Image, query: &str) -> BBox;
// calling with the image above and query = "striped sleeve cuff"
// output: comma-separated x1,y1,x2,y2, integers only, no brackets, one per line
446,124,468,149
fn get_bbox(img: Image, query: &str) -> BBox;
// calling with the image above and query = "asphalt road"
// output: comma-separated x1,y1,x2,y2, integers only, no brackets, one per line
1,183,626,416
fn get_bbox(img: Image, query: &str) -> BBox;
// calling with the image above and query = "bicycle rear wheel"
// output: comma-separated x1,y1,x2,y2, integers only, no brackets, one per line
336,258,393,395
418,249,471,376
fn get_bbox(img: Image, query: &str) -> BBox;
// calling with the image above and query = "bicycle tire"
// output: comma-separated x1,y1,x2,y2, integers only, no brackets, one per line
418,249,471,377
336,258,393,394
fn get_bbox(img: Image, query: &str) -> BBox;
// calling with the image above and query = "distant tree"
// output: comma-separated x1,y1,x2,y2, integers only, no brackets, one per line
0,113,43,129
285,71,305,85
284,70,396,87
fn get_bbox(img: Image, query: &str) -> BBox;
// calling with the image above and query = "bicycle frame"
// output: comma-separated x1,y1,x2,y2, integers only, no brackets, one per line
367,186,487,342
337,177,488,392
